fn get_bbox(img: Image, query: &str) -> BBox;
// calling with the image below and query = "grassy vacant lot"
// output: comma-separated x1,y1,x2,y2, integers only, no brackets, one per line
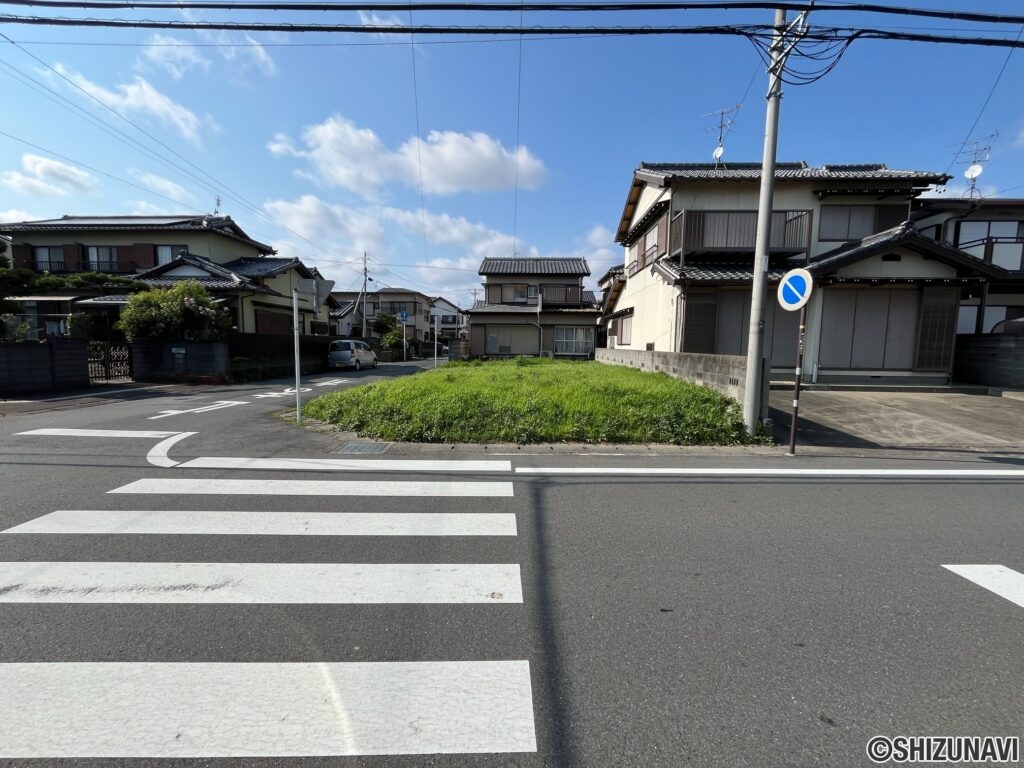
304,358,749,445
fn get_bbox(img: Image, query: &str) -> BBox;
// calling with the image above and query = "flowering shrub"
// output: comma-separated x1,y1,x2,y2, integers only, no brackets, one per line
117,280,232,341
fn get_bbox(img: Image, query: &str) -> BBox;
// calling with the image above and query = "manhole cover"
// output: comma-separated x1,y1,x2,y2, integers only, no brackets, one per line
333,442,391,455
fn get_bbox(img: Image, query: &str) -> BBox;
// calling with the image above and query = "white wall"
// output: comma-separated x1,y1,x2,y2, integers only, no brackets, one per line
608,266,680,351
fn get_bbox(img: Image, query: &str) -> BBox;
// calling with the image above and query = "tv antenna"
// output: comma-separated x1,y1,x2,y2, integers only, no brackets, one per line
953,133,997,199
705,105,741,167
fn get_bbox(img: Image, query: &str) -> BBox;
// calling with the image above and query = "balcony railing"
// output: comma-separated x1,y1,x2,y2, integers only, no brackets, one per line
34,260,65,272
78,260,135,274
957,236,1024,272
676,209,811,255
540,285,583,306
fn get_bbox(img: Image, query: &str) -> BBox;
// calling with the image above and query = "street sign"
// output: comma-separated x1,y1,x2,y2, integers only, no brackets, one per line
399,311,408,321
777,268,813,312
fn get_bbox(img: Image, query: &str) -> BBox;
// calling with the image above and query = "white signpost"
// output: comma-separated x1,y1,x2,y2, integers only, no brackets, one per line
777,268,813,456
292,278,336,423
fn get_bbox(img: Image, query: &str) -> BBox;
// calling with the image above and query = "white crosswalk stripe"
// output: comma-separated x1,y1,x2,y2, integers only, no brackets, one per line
0,661,537,757
3,509,518,537
0,456,536,759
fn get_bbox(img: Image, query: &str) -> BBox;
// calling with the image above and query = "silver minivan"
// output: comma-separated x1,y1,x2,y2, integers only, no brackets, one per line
328,340,378,371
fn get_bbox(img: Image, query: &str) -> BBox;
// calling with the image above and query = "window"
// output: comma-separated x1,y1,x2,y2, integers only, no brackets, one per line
87,246,116,271
955,220,1024,271
527,286,538,299
554,326,595,356
33,246,64,271
441,314,458,324
819,205,907,241
618,316,633,345
512,285,528,303
157,245,187,265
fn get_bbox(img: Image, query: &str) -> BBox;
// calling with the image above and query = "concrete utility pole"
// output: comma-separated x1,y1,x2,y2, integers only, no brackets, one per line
361,251,369,338
743,7,806,436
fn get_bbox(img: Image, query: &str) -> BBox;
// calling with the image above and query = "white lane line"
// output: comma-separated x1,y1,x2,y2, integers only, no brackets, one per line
148,401,249,420
943,565,1024,609
0,660,537,757
146,431,197,468
16,428,179,439
3,510,517,537
109,478,515,497
0,562,523,603
176,456,512,472
515,467,1024,478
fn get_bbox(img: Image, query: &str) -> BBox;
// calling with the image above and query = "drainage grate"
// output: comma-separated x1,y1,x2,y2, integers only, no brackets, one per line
333,442,391,455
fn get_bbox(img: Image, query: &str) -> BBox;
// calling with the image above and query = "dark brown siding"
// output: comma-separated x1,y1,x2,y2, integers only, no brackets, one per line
657,215,668,257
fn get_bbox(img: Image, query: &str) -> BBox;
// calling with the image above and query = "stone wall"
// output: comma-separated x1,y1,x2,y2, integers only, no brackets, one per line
596,348,746,401
954,334,1024,388
0,339,89,396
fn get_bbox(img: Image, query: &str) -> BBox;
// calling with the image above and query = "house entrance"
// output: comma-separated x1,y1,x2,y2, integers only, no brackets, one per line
88,342,133,383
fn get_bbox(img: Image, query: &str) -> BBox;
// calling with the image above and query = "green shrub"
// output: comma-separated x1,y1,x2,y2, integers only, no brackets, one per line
116,280,231,341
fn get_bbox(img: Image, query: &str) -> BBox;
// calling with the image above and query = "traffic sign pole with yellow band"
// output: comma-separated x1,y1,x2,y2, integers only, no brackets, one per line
777,268,813,456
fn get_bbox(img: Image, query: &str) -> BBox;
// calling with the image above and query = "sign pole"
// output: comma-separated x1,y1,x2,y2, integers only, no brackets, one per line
403,323,407,362
293,288,302,424
434,315,439,368
787,303,807,456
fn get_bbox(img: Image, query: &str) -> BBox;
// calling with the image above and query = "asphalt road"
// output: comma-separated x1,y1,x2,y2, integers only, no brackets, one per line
1,366,1023,767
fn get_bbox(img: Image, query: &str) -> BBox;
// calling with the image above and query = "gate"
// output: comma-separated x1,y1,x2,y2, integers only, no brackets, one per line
88,342,133,383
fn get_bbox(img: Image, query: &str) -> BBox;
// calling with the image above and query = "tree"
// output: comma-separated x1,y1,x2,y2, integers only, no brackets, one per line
372,312,397,336
117,280,231,341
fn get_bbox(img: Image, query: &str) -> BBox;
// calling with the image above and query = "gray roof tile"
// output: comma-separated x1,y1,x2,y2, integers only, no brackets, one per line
479,257,590,276
637,162,948,184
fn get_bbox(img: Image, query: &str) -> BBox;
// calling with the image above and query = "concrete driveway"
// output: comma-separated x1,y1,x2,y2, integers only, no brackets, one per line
769,389,1024,451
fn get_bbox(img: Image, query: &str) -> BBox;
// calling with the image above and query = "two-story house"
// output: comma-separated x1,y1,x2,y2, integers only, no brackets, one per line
606,162,1005,384
910,197,1024,335
465,257,601,357
430,296,465,343
0,214,333,336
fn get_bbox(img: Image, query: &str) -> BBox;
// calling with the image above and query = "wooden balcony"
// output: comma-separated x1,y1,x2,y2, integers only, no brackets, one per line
670,209,811,257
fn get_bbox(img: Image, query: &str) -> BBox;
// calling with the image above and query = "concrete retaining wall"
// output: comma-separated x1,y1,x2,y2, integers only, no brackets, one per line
596,348,746,401
0,339,89,396
954,334,1024,388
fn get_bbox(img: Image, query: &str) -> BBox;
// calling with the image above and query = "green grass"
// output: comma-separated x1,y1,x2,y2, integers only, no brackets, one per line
303,358,751,445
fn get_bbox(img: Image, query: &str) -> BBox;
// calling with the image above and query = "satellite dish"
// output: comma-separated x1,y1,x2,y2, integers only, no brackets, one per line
964,163,984,180
712,145,725,161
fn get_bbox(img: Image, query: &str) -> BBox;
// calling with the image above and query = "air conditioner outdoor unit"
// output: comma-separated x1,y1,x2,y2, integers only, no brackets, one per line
498,345,512,354
540,351,554,359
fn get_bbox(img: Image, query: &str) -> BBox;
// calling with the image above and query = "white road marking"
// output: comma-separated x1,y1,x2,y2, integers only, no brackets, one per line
4,510,517,537
109,478,515,496
176,456,512,472
0,562,523,603
148,401,249,420
253,387,312,399
314,378,351,386
943,565,1024,609
516,466,1024,478
146,432,197,468
16,428,179,439
0,660,537,757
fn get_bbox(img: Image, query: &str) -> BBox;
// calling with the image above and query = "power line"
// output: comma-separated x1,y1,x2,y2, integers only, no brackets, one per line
4,1,1024,26
943,23,1024,175
2,18,1022,50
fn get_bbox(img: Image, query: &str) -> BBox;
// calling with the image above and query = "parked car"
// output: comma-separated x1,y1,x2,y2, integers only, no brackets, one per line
428,342,449,356
328,339,378,371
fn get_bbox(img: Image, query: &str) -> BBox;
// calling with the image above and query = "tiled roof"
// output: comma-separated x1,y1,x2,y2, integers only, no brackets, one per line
636,162,949,184
0,214,275,253
224,257,304,278
466,303,601,315
479,257,590,276
582,290,597,305
135,253,280,294
330,301,355,318
653,260,787,284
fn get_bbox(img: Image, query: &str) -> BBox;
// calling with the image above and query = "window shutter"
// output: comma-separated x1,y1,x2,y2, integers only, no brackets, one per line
915,287,958,371
63,244,82,271
133,243,155,268
657,216,668,257
12,243,32,269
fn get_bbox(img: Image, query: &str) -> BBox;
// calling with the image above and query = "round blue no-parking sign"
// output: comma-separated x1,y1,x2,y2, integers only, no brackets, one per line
777,268,813,311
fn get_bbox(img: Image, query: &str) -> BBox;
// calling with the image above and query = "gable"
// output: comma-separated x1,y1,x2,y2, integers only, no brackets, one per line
165,264,211,278
835,250,956,279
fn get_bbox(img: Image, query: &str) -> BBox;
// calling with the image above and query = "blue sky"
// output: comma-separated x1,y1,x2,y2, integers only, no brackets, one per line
1,1,1023,306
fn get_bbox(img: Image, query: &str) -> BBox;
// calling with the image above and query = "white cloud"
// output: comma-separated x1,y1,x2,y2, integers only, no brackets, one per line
22,154,96,192
128,169,196,204
921,182,999,199
126,200,178,216
0,208,37,223
1014,127,1024,147
138,34,210,79
264,194,386,267
358,10,405,28
54,64,204,143
218,33,277,77
0,154,97,197
270,115,548,198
